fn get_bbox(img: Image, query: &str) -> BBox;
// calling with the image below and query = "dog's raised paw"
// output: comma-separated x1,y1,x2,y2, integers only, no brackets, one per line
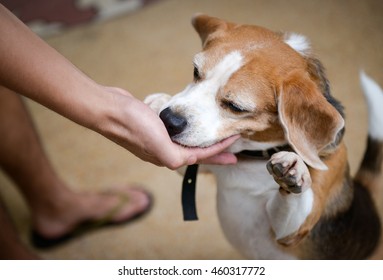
266,151,312,194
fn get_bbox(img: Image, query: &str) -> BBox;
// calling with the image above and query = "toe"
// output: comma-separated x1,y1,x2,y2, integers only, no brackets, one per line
109,186,152,223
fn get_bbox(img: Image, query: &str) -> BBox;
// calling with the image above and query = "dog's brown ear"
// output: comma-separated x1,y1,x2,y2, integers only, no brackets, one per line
277,71,345,170
191,14,228,46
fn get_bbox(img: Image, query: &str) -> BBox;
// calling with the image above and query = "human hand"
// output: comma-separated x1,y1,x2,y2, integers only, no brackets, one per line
96,87,239,170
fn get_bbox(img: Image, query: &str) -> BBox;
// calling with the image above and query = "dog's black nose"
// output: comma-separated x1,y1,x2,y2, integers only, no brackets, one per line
159,107,187,137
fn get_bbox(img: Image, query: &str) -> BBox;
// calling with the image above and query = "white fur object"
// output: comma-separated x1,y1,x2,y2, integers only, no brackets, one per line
284,33,311,55
144,93,171,114
266,187,313,240
360,71,383,141
164,51,245,147
210,150,313,259
211,160,305,259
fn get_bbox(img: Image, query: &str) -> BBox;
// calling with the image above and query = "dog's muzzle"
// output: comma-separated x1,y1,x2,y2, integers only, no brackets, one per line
159,107,187,137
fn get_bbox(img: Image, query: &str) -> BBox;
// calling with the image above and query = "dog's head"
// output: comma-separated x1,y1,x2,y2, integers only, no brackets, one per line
160,15,344,170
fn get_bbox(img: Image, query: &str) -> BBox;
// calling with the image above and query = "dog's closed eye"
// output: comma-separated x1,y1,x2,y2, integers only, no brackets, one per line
221,99,250,113
193,65,201,81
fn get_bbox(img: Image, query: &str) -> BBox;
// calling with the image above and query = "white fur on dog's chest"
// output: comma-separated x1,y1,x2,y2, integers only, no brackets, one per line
210,161,311,259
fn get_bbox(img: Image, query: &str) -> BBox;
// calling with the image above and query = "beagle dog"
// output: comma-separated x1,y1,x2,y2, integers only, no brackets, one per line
145,15,383,259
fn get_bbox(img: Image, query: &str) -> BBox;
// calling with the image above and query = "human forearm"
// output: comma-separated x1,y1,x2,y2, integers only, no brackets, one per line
0,4,106,129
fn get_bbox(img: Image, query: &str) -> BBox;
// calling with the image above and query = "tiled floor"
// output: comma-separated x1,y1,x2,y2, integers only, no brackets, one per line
0,0,382,259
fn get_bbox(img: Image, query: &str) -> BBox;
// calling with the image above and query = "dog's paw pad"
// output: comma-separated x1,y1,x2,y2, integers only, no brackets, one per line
267,151,311,194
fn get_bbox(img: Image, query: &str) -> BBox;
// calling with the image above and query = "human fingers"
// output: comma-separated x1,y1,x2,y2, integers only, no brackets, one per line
198,152,238,165
183,135,240,166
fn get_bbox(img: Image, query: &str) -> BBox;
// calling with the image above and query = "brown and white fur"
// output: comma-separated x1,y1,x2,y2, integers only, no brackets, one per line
145,15,383,259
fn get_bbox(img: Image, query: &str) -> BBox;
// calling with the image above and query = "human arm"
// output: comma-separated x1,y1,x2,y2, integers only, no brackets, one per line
0,5,238,169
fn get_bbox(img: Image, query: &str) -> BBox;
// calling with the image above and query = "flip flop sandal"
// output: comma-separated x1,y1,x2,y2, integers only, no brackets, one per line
30,190,152,249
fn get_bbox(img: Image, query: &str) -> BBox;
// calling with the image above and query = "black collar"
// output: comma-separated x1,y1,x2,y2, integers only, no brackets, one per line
235,144,291,160
181,144,290,221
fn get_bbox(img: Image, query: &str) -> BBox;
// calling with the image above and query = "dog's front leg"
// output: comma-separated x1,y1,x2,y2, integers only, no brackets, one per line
265,151,314,246
267,151,312,194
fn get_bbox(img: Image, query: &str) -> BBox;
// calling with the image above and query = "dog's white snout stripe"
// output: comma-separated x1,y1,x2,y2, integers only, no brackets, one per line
161,51,245,147
206,51,244,84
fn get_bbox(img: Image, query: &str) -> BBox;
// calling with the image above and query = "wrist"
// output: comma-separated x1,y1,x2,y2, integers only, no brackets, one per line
87,86,135,143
